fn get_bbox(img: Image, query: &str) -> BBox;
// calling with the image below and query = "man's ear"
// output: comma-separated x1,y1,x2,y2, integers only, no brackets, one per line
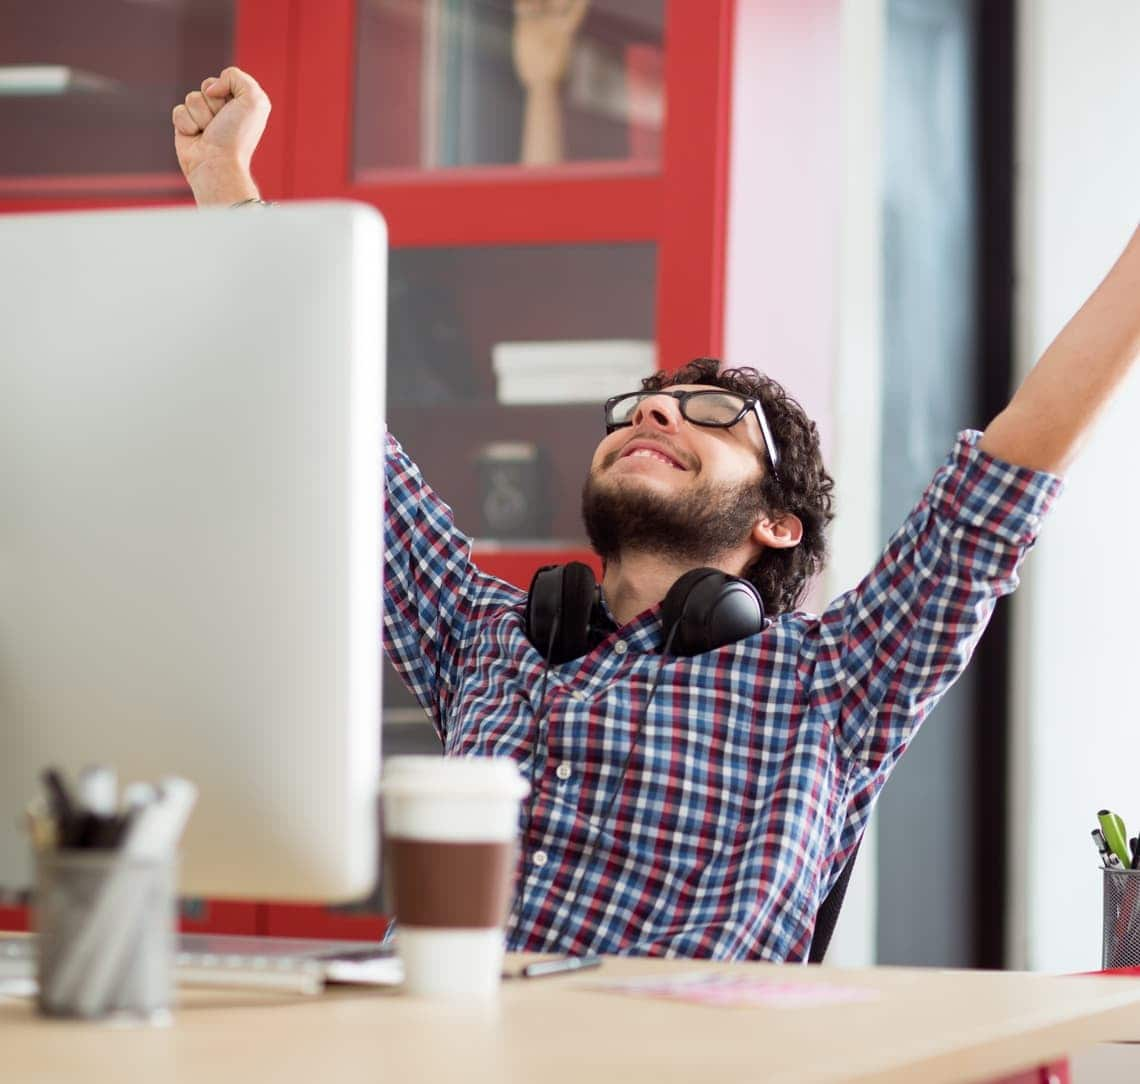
752,512,803,550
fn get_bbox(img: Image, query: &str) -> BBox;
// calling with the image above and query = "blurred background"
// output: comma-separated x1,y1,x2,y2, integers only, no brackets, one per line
1,0,1137,973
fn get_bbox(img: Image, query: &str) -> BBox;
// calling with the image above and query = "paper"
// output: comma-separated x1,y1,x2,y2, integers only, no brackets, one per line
0,977,36,999
590,971,881,1009
323,957,404,986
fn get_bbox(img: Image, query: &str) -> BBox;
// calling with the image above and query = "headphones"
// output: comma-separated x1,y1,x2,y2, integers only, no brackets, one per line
525,561,767,664
516,560,767,953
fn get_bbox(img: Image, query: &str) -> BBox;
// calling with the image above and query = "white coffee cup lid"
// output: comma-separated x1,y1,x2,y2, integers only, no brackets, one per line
380,756,529,799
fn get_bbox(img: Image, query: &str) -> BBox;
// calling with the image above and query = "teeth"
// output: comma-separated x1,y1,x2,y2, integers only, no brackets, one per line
628,448,678,468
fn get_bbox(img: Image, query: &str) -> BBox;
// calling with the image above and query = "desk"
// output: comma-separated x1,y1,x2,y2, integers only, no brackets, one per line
1072,1042,1140,1082
5,957,1140,1084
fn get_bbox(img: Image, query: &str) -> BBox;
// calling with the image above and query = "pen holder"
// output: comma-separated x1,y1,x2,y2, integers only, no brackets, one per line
1102,868,1140,969
33,849,176,1022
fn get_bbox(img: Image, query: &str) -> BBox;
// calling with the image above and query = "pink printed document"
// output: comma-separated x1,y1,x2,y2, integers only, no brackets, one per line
589,971,882,1010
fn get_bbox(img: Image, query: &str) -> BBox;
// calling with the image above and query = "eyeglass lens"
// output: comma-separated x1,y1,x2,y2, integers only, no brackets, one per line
607,390,746,428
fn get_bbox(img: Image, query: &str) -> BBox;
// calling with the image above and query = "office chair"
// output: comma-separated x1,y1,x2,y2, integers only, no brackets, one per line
807,839,862,963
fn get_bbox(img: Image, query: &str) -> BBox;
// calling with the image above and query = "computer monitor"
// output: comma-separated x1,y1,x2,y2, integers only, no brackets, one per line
0,202,386,902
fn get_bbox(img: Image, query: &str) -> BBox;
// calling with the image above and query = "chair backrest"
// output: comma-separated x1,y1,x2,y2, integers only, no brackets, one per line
808,838,863,963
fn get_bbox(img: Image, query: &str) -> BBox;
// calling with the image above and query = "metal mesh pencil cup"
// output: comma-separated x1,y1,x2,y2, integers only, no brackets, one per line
34,849,176,1021
1102,868,1140,969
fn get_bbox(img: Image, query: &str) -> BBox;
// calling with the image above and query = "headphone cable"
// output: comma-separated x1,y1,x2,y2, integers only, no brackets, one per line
538,621,679,955
510,611,560,941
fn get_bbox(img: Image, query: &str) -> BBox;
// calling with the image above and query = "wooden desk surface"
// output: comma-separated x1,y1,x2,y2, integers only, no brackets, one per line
5,956,1140,1084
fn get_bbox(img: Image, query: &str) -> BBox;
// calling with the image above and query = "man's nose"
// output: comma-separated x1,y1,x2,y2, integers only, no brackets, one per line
631,394,682,431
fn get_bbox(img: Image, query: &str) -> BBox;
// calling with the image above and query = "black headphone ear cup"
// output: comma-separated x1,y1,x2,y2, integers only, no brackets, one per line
526,564,562,658
661,568,766,657
526,561,598,665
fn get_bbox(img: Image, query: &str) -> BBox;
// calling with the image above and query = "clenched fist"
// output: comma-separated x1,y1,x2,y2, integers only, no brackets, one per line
512,0,589,90
172,67,271,207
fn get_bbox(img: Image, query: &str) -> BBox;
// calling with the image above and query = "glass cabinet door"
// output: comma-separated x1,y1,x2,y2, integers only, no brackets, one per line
386,240,657,544
354,0,666,178
0,0,235,197
382,237,657,746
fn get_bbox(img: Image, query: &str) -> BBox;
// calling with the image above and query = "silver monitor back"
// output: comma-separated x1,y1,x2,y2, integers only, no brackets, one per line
0,202,385,901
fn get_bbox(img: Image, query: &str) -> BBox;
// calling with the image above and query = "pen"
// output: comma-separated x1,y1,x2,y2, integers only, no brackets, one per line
1098,810,1132,869
77,765,118,818
1093,828,1123,869
42,768,79,848
520,955,602,979
25,798,58,853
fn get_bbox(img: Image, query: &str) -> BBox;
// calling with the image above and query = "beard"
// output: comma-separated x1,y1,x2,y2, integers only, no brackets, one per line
581,468,767,566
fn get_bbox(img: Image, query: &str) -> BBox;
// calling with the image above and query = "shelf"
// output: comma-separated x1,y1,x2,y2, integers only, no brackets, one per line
0,172,188,199
347,170,661,246
389,403,602,544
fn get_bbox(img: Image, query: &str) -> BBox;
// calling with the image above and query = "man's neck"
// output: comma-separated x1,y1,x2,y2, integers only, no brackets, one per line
601,553,711,627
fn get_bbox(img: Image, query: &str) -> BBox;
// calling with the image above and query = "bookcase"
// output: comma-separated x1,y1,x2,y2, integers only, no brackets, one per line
1,0,736,939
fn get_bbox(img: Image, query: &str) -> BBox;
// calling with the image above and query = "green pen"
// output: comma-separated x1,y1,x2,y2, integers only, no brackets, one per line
1098,809,1132,868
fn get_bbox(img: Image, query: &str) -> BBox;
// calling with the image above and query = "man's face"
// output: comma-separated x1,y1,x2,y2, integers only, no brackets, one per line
581,384,771,565
588,384,770,493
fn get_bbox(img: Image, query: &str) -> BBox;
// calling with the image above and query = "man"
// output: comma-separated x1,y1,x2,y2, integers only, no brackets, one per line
173,67,1139,962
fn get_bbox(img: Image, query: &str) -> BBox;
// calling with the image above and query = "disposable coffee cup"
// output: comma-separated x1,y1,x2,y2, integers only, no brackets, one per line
380,756,529,997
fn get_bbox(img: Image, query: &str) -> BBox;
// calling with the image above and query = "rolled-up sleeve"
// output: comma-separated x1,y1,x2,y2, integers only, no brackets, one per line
802,430,1063,780
383,431,524,739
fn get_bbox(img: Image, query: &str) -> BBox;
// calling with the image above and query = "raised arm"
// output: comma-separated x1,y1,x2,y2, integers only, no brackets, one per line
979,225,1140,475
172,67,271,206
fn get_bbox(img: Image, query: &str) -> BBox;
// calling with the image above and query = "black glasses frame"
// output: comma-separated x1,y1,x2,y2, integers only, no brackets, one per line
603,389,781,479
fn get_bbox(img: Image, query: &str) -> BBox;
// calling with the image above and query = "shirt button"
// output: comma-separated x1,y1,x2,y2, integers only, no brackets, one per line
571,690,588,702
613,639,628,655
555,763,572,781
533,850,548,868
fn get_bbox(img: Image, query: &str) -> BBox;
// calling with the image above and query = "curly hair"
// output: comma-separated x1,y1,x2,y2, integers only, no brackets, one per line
640,358,835,615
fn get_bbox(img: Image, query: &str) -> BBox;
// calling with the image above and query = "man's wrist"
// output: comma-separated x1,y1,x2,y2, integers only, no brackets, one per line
186,159,260,208
522,79,561,99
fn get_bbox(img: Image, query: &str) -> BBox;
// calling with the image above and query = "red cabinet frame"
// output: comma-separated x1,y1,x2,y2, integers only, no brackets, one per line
287,0,735,365
0,0,737,938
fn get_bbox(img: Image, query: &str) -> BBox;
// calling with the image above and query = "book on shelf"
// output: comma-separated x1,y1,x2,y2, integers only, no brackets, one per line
424,0,519,168
419,0,442,169
566,38,664,162
625,43,664,162
492,339,656,404
0,65,119,96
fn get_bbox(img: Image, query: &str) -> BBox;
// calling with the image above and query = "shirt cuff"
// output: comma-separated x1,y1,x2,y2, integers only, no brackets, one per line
930,429,1064,546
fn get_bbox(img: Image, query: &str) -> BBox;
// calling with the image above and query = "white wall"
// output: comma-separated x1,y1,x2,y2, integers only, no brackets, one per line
723,0,884,966
819,0,885,968
1010,0,1140,972
723,0,842,458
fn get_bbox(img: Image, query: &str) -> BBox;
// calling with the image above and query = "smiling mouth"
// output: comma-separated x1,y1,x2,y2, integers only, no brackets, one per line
618,443,688,470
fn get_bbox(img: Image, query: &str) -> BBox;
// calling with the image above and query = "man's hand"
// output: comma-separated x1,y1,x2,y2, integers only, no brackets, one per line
512,0,589,90
172,67,271,207
979,224,1140,475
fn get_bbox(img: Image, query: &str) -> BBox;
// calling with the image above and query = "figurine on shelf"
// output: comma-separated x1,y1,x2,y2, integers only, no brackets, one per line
512,0,589,166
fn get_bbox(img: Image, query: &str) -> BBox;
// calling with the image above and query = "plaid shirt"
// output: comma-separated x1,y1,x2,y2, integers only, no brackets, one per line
383,430,1061,961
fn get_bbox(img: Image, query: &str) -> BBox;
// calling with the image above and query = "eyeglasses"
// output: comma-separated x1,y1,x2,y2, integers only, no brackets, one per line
603,389,781,479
